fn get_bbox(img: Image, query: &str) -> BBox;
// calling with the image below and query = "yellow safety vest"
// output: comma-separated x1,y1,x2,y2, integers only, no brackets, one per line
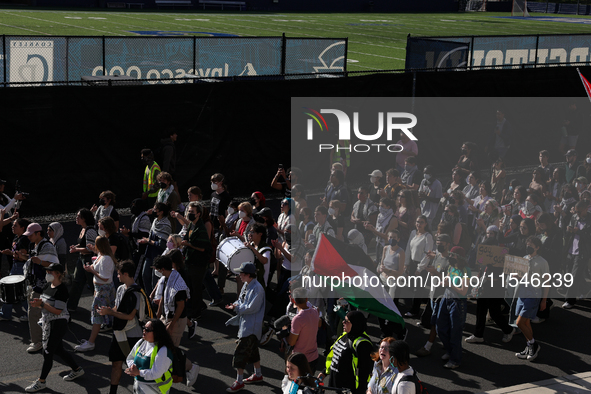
143,162,161,198
134,342,173,394
325,331,372,389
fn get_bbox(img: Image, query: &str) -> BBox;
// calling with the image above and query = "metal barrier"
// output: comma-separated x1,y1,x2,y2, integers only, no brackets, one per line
1,34,347,86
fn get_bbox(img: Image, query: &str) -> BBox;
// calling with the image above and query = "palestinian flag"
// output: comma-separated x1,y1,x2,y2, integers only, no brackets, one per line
311,234,404,327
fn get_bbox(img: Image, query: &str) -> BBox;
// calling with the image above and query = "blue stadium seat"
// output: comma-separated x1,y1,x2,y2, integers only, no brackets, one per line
558,3,578,14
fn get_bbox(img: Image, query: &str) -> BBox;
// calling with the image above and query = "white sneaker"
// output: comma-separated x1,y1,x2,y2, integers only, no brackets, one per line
27,343,42,353
74,340,95,352
465,335,484,343
186,363,199,387
562,302,573,309
502,328,516,343
259,327,274,346
63,368,85,381
531,316,545,324
25,380,46,392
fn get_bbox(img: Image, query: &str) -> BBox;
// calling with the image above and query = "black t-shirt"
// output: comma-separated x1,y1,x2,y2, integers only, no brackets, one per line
108,233,130,261
41,282,69,311
210,190,231,228
11,234,30,265
163,276,188,319
110,208,120,223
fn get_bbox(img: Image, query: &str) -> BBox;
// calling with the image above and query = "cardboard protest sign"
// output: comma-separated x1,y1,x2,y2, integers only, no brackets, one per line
476,245,509,267
503,254,529,277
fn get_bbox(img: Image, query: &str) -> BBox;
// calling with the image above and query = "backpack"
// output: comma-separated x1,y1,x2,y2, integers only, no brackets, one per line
397,370,429,394
130,286,154,324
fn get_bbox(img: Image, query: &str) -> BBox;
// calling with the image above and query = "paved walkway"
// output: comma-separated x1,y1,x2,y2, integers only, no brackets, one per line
484,372,591,393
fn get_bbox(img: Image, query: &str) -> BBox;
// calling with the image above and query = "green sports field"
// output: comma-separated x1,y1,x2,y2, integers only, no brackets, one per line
2,9,591,70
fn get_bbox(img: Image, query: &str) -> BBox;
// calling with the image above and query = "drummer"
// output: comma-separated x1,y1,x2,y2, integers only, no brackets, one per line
0,218,31,321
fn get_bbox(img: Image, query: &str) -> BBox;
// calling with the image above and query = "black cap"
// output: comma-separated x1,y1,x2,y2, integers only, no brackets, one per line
258,207,273,218
44,262,65,273
233,262,256,274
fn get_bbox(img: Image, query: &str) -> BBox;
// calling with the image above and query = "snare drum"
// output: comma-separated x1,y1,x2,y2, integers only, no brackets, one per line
216,237,255,273
0,275,27,304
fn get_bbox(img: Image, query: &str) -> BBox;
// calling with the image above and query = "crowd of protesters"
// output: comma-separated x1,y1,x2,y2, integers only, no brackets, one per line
0,122,589,394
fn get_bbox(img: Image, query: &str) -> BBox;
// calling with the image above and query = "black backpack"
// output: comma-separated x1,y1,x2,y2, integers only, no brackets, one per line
396,370,429,394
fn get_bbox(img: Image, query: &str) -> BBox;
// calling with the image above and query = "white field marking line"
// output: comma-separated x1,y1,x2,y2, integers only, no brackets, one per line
105,12,258,36
0,21,52,35
346,63,385,70
0,10,114,35
348,50,404,61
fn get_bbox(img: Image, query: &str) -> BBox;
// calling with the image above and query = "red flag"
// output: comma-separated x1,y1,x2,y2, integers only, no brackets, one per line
577,68,591,104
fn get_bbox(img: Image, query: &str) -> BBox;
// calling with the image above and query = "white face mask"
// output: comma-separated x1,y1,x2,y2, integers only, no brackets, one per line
227,207,235,215
155,269,163,278
239,211,247,219
424,174,431,180
98,229,106,237
45,273,55,283
370,176,377,183
211,182,218,191
328,207,336,216
587,157,591,164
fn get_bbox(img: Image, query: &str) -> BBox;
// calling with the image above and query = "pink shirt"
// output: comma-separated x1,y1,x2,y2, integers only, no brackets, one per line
290,306,319,362
396,139,418,167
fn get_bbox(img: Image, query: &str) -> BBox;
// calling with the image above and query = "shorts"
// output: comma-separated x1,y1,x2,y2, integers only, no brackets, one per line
232,334,260,369
516,297,539,320
108,336,141,362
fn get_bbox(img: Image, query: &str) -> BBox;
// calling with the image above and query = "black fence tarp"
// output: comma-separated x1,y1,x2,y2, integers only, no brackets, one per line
1,65,589,216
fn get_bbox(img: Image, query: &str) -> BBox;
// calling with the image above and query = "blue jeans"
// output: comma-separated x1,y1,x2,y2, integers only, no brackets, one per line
436,297,467,365
1,261,27,318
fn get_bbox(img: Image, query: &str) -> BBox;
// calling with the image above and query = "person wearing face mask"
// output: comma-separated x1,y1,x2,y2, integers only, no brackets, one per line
91,190,120,230
418,166,442,228
500,178,520,206
210,173,231,238
25,263,84,393
220,200,240,239
230,202,256,242
514,237,549,362
249,191,266,215
138,203,172,297
364,197,398,266
563,200,591,309
400,157,420,191
574,176,589,197
141,148,161,207
454,142,478,178
181,202,213,318
582,152,591,181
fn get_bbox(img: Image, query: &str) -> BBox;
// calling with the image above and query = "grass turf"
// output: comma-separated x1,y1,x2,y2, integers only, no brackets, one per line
1,9,591,70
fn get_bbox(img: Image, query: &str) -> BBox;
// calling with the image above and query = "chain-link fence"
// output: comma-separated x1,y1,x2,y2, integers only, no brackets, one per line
406,33,591,70
1,35,347,86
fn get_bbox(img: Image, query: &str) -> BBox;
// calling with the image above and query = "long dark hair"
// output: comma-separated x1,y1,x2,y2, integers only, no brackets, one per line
286,352,315,387
147,318,175,351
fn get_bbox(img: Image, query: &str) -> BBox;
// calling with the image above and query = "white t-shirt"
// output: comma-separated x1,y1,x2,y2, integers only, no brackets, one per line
93,255,115,285
392,367,416,394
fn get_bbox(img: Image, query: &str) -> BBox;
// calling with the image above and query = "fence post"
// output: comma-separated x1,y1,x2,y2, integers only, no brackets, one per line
534,34,539,68
280,33,286,75
2,35,6,87
102,36,106,76
344,37,349,75
193,36,197,74
470,36,475,71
